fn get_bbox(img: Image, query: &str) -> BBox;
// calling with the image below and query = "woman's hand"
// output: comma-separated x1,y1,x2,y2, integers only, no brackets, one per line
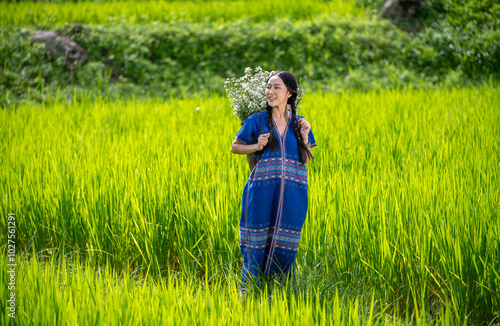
257,133,270,150
231,133,270,154
298,118,311,142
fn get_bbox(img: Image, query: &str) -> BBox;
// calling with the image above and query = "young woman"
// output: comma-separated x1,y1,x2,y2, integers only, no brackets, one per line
231,71,317,291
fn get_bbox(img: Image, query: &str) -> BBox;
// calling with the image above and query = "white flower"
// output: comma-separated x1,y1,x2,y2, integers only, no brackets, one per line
225,67,305,121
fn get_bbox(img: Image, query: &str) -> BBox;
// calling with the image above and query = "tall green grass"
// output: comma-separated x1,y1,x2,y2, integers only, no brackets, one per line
1,86,499,323
1,254,450,325
0,0,368,27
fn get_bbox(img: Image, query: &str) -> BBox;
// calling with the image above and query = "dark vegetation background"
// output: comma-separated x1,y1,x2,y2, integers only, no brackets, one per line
0,0,499,107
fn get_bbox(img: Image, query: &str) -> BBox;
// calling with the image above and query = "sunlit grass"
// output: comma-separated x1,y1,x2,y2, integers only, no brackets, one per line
0,254,465,325
1,86,499,324
0,0,369,27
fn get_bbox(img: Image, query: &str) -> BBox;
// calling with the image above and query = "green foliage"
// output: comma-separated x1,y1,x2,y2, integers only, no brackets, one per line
1,13,499,107
0,28,64,104
438,0,500,29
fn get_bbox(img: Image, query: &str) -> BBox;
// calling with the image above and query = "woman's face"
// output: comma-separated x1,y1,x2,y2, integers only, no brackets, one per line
266,75,291,109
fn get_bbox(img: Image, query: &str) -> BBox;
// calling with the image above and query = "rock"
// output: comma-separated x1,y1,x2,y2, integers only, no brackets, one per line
31,30,88,68
381,0,428,22
67,23,90,35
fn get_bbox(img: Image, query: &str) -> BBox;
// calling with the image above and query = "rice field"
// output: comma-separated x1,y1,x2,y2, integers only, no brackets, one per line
0,0,368,27
1,86,499,324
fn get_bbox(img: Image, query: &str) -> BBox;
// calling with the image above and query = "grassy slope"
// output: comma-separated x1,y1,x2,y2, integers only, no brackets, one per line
1,0,498,108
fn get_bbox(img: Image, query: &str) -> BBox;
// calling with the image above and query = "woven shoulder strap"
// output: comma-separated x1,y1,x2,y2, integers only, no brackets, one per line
253,112,266,162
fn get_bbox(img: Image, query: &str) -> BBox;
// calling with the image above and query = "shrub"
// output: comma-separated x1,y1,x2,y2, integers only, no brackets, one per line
1,12,498,106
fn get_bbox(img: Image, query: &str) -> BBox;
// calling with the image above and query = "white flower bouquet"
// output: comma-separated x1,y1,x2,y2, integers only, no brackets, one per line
225,67,304,122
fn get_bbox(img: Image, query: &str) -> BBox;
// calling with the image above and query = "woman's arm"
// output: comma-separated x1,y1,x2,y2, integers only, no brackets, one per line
230,139,260,154
299,117,314,164
302,138,313,164
231,133,270,155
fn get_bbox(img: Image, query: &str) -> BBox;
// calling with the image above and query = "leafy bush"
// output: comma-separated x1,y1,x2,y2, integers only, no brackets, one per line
1,12,498,106
439,0,500,29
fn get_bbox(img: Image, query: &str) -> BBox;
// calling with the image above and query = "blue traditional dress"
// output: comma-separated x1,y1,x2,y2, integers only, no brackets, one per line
235,110,317,289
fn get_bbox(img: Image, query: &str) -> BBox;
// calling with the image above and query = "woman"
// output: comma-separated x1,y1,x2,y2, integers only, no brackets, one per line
231,71,317,291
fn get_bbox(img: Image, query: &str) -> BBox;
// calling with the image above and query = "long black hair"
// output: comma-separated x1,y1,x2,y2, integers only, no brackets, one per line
265,71,312,165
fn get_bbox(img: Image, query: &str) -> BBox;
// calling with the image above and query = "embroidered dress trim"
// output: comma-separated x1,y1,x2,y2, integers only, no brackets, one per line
273,227,302,251
240,226,273,249
240,225,302,252
251,159,308,185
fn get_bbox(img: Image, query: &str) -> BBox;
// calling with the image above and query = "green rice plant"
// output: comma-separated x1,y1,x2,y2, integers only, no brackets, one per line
1,86,499,324
0,0,368,27
0,254,462,325
302,86,500,323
